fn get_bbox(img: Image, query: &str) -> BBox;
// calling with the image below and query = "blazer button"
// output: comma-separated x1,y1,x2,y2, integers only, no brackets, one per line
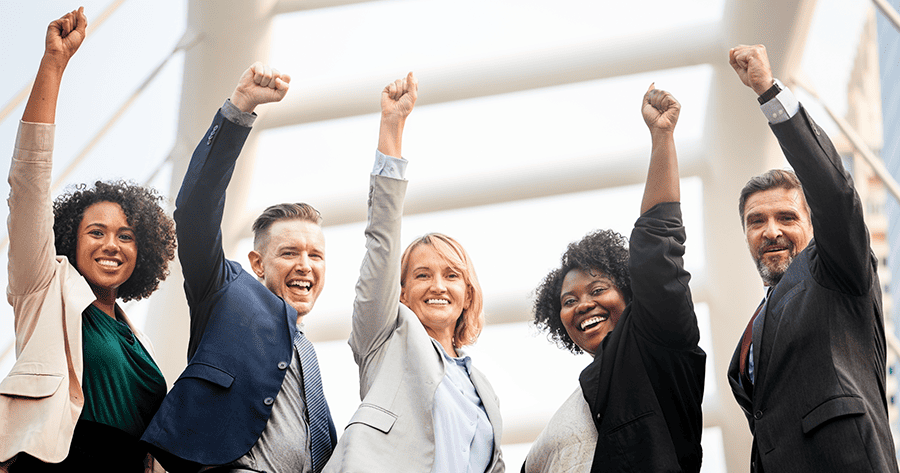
264,397,274,406
278,361,288,370
754,410,763,420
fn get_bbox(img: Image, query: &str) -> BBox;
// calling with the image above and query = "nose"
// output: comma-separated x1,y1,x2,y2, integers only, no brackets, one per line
575,297,596,315
101,234,119,252
294,254,312,273
431,275,448,292
761,218,782,240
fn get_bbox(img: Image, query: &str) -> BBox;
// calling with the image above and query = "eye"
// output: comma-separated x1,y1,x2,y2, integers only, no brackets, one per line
88,229,104,237
446,272,460,279
591,287,605,296
415,273,428,279
562,297,576,307
118,233,134,242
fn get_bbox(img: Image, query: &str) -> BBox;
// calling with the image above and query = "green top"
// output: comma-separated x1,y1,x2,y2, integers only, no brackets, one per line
79,304,167,438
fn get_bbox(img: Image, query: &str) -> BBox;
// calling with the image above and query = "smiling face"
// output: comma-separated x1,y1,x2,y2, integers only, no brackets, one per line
75,201,138,297
743,187,813,286
400,244,471,345
249,219,326,321
559,268,627,355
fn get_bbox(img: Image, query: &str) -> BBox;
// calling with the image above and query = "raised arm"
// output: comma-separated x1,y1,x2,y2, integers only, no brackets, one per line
22,7,87,124
174,63,290,304
730,44,871,294
8,8,87,300
630,86,697,348
350,73,416,366
640,84,681,213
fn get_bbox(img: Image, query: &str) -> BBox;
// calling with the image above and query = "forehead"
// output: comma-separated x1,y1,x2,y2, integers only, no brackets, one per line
744,187,808,219
265,219,325,250
561,267,612,293
407,244,460,270
80,201,129,227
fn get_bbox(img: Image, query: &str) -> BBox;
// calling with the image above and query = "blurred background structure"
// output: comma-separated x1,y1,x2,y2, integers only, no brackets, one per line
2,0,900,470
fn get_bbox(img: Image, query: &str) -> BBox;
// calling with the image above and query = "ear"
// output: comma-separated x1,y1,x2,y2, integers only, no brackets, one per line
248,250,265,278
399,286,408,305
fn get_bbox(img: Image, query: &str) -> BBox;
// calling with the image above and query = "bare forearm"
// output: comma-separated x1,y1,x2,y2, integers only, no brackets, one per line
640,129,679,214
22,54,69,124
378,115,406,158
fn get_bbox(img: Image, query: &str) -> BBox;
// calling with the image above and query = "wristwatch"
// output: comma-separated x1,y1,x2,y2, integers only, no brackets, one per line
757,78,784,105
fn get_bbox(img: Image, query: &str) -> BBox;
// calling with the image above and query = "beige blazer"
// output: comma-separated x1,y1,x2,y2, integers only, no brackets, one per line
0,121,156,464
323,174,504,473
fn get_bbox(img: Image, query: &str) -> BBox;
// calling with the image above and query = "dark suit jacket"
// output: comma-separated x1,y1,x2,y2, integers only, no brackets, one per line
580,203,706,472
141,110,336,472
727,106,897,472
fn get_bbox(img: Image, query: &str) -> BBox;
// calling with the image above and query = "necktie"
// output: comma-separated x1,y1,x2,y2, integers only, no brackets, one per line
739,288,772,380
293,328,334,473
739,299,764,376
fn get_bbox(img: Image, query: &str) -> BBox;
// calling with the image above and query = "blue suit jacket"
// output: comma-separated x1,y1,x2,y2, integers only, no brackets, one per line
141,110,336,472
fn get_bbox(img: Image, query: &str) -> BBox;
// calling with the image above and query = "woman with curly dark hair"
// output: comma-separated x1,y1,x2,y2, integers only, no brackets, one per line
0,8,175,473
524,85,706,473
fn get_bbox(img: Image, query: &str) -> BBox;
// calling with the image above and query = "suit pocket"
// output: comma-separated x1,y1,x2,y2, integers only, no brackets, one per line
348,403,397,433
801,396,866,434
0,372,65,398
176,362,234,389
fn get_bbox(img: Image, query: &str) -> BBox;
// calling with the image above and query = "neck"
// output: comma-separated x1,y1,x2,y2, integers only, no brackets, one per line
89,284,118,319
426,326,457,357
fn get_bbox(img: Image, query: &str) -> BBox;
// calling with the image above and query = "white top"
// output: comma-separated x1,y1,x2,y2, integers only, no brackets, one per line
524,386,598,473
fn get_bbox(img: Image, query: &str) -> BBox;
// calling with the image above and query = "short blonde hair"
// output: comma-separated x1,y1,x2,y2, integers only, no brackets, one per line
400,233,485,348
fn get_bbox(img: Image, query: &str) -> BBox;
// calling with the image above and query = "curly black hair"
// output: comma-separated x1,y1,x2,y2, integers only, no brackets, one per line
533,229,633,354
53,180,176,302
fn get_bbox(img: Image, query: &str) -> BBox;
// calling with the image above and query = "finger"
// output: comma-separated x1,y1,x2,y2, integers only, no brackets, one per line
277,72,291,86
274,77,290,91
407,71,418,103
643,82,655,104
75,6,88,33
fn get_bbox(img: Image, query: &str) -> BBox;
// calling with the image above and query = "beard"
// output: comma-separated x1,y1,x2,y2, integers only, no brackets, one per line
753,236,796,286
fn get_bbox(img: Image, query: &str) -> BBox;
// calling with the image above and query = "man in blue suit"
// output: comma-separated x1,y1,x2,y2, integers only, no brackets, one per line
142,63,337,473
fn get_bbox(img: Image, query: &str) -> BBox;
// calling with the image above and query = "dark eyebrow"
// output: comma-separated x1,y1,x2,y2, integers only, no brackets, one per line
84,222,134,233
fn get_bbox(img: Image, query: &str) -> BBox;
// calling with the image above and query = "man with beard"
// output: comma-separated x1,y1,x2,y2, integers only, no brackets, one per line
726,44,897,472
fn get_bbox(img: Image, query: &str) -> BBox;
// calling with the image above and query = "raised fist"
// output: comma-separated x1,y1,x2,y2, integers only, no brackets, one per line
381,72,418,121
45,7,87,63
642,84,680,133
230,62,291,113
729,44,775,95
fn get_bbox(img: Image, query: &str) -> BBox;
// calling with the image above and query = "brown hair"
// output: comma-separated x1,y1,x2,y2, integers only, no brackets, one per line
252,203,322,250
738,169,808,228
400,233,485,348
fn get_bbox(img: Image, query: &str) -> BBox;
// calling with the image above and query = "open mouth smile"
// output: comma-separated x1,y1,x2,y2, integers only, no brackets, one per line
579,315,608,331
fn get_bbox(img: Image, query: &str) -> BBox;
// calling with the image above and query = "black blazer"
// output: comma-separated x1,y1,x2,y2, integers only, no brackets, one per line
727,107,897,472
581,203,706,472
141,110,336,471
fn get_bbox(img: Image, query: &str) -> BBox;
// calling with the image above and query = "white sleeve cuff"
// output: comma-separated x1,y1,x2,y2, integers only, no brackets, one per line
760,86,800,124
372,149,408,179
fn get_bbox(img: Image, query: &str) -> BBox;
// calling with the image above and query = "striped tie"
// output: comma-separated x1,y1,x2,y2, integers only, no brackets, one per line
293,328,334,473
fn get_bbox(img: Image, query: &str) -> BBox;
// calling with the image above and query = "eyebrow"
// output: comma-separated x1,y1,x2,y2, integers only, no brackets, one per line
84,222,134,232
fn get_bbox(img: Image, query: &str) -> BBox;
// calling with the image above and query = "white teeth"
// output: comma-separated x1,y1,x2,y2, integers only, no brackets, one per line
97,259,119,267
288,281,311,290
426,299,449,305
580,316,607,331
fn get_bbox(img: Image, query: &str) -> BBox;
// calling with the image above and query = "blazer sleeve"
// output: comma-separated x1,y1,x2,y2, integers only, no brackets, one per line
627,202,699,349
7,121,58,303
348,174,409,369
173,111,252,308
769,106,872,296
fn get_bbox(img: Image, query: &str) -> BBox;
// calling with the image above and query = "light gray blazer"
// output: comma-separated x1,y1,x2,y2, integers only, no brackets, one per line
323,174,504,473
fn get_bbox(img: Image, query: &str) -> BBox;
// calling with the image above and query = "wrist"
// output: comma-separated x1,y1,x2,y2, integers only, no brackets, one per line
39,53,69,75
229,90,256,114
756,78,783,104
